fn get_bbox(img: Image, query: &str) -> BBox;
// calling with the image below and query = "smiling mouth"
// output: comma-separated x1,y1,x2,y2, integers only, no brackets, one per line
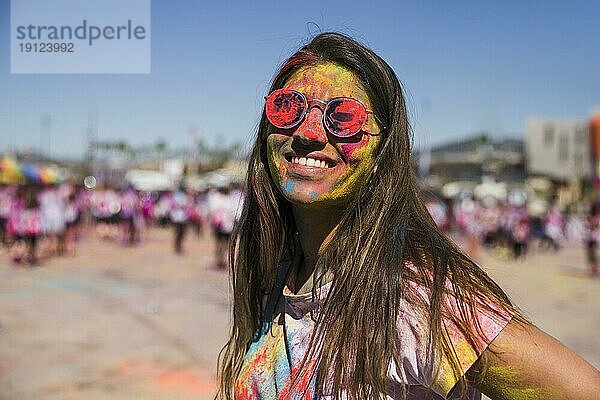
286,155,335,169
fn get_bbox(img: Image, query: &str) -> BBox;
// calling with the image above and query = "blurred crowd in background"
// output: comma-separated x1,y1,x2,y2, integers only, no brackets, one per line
1,178,600,278
424,190,600,277
0,182,244,268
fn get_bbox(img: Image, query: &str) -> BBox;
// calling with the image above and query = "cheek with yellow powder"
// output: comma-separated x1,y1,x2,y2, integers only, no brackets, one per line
267,134,306,199
267,135,287,189
324,135,378,201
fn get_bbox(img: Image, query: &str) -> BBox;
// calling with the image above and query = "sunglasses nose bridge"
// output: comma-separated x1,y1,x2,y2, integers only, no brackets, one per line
307,98,327,113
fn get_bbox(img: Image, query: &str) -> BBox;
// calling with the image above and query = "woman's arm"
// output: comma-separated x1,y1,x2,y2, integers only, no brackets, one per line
474,318,600,399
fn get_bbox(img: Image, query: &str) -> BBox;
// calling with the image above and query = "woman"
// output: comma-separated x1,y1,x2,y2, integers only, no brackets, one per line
218,33,599,399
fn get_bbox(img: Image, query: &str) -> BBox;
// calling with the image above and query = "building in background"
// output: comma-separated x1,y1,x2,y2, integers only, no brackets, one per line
415,134,526,188
589,112,600,187
526,118,589,182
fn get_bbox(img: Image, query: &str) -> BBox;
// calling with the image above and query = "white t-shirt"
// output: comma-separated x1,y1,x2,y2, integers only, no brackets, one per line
236,260,511,399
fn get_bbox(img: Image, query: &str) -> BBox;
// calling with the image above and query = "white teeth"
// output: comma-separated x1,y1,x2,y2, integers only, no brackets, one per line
289,156,331,168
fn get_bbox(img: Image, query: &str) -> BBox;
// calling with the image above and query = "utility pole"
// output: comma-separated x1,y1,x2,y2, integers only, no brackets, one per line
188,124,199,174
40,114,52,159
86,108,99,179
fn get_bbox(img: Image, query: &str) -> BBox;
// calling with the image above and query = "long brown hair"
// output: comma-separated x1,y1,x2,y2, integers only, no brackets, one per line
217,32,520,399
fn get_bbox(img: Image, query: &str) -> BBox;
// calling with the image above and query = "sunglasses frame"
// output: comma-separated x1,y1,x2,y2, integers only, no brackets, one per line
264,89,386,138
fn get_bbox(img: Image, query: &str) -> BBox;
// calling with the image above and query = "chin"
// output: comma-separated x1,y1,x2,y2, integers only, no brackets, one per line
280,190,320,205
280,188,348,210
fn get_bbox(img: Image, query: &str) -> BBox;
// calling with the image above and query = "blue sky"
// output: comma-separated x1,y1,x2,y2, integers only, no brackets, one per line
1,0,599,158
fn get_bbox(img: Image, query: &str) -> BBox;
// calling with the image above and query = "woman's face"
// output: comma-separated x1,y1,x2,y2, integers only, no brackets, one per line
266,63,382,208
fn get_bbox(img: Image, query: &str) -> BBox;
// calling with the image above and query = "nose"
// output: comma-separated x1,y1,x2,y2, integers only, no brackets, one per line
292,108,328,146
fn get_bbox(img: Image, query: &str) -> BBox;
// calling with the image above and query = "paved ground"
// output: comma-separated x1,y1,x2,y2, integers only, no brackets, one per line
0,227,598,400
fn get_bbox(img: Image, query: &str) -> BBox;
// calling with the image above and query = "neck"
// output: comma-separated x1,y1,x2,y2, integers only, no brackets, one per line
291,204,343,294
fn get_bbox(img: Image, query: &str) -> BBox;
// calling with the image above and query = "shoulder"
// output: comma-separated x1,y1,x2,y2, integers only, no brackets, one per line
396,261,514,396
476,319,600,399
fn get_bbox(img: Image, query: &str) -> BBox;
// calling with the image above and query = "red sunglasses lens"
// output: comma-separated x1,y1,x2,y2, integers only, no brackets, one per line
324,98,368,137
265,89,306,129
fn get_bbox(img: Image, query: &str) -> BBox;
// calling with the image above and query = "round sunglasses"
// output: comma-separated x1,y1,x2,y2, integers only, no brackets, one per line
264,89,385,138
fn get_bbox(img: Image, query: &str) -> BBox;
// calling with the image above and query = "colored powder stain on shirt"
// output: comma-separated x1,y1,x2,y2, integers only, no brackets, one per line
236,314,317,400
433,337,479,395
236,324,288,399
235,272,512,400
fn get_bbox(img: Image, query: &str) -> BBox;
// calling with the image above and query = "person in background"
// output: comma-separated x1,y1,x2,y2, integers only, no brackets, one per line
140,191,156,228
188,188,205,238
119,185,140,246
9,186,41,266
455,194,482,261
0,184,16,252
207,185,239,268
542,201,564,251
90,185,121,241
584,204,600,277
169,184,191,254
154,192,172,228
511,214,531,260
63,187,81,256
38,184,66,256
